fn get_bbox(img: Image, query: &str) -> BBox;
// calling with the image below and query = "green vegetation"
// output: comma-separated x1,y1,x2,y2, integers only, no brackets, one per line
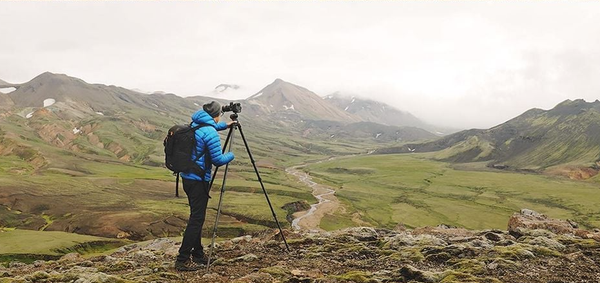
307,154,600,230
0,229,126,263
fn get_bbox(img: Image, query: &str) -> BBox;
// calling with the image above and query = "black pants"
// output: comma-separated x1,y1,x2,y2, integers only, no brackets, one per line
177,178,210,262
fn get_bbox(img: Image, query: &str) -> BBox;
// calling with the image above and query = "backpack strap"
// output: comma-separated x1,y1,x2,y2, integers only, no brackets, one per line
175,122,213,198
175,172,180,197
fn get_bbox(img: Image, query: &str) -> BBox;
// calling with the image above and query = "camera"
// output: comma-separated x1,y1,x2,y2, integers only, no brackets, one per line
222,102,242,113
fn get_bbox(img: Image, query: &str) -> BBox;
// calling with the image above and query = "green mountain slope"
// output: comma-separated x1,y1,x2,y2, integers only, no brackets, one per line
376,99,600,175
1,72,425,240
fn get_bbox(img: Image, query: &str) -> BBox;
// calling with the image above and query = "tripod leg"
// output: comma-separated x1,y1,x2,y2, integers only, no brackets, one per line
206,128,235,271
237,124,290,252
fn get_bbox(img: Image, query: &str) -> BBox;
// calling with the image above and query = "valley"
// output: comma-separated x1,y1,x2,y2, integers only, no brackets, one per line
304,153,600,230
2,72,600,265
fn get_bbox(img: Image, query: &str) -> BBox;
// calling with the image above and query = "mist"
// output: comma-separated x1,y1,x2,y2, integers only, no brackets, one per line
1,1,599,129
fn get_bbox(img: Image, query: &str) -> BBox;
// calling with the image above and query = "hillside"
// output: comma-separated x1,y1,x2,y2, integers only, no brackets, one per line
324,93,424,127
375,99,600,176
1,72,433,242
1,210,599,282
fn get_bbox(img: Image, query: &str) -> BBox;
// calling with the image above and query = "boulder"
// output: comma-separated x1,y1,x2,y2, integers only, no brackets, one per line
340,227,380,241
508,209,576,237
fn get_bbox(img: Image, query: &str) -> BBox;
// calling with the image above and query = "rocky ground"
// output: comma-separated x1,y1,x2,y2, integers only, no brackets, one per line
2,209,600,283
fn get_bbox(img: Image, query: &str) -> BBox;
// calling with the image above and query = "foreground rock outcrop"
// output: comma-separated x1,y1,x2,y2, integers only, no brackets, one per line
1,209,599,283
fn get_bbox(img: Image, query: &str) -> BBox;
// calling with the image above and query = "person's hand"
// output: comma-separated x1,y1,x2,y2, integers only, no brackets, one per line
227,121,238,128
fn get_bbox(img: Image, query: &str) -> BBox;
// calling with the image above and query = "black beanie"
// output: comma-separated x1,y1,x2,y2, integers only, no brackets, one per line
203,101,221,118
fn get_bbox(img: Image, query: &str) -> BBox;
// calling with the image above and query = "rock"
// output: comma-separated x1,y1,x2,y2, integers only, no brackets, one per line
286,277,313,283
32,260,45,268
8,262,26,268
484,232,503,242
231,253,259,263
232,272,275,283
508,209,575,237
116,243,139,254
231,235,253,244
145,238,177,252
132,250,157,261
60,253,83,262
384,233,447,250
80,261,94,267
202,273,223,281
260,266,291,278
25,271,50,281
383,233,416,249
397,265,438,283
73,272,125,283
342,227,380,241
567,219,579,228
526,236,566,251
520,209,544,217
574,229,600,241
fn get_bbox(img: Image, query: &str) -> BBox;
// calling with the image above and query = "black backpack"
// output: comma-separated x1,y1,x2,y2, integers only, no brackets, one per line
164,123,211,197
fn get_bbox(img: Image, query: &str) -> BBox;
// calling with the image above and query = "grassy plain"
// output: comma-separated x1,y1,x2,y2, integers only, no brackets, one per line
306,153,600,230
0,229,127,263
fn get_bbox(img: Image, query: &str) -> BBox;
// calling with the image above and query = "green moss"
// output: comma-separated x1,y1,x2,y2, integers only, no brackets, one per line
493,245,535,260
259,266,290,278
451,259,486,275
334,271,376,283
439,271,502,283
531,246,561,257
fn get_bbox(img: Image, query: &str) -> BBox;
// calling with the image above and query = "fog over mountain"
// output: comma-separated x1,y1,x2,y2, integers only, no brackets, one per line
1,1,599,129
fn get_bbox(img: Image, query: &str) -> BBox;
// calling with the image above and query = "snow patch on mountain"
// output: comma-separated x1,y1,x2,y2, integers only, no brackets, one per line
96,112,104,116
26,112,34,119
0,87,16,94
73,128,81,134
43,98,56,107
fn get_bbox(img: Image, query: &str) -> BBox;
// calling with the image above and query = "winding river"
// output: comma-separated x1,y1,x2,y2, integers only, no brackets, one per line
285,166,338,231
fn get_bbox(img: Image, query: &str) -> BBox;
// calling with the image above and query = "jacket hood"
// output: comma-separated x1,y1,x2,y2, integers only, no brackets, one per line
191,110,218,127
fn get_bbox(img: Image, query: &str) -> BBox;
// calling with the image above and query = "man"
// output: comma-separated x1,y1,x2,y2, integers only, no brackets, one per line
175,101,235,271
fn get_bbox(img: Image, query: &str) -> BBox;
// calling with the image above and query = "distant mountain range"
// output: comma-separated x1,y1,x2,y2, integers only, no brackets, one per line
0,72,440,168
376,99,600,178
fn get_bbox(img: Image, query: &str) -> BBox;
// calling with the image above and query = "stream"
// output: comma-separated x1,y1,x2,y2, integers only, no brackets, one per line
285,166,336,231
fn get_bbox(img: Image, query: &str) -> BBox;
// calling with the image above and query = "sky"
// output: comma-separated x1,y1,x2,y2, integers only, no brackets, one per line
1,1,599,129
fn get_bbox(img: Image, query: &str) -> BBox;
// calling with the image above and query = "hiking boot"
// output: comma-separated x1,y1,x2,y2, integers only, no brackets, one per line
192,254,208,265
175,260,200,272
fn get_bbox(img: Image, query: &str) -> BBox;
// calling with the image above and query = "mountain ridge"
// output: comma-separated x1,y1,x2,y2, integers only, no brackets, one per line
244,78,362,123
375,99,600,177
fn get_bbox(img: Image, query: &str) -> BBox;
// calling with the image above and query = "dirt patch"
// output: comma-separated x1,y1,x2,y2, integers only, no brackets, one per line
545,166,599,180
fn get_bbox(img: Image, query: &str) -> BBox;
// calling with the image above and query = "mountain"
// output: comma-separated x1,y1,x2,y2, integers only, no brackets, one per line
324,93,423,126
7,72,198,119
324,93,457,135
301,120,437,143
244,79,361,123
0,72,437,241
376,99,600,176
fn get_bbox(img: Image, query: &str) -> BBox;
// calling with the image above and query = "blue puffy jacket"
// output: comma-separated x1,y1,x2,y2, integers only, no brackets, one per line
180,110,235,181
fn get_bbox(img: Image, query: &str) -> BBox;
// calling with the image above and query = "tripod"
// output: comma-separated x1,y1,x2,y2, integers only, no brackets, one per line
206,113,290,271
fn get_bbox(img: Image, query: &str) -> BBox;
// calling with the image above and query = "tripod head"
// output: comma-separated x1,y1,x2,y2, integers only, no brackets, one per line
230,113,239,121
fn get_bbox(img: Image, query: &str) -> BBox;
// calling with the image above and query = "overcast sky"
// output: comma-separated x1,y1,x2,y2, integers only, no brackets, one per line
1,1,599,129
